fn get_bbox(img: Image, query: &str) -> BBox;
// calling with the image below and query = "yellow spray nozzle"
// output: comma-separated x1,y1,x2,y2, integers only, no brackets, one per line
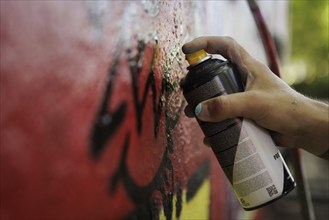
186,49,208,65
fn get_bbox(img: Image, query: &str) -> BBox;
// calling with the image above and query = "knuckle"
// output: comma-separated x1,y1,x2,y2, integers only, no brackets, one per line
207,98,222,116
207,97,230,118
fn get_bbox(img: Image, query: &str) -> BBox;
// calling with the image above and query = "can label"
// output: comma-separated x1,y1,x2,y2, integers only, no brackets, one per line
220,119,293,209
181,58,295,210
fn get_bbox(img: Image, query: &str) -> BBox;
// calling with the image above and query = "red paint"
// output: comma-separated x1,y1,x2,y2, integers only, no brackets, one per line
1,2,237,219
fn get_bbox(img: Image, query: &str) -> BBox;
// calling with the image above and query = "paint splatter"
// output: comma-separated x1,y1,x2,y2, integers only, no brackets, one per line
142,0,160,17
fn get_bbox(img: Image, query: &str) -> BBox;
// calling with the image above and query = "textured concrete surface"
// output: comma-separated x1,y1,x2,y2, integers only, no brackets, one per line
1,1,293,219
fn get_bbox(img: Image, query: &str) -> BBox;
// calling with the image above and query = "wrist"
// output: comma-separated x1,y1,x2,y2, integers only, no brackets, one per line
298,96,329,155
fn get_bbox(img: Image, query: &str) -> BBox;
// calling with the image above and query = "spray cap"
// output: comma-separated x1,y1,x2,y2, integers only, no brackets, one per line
186,49,209,65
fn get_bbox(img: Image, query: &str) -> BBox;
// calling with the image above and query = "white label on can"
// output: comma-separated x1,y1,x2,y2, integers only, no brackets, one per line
231,119,286,209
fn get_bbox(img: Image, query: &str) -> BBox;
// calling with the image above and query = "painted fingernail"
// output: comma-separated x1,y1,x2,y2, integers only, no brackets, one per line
194,103,202,116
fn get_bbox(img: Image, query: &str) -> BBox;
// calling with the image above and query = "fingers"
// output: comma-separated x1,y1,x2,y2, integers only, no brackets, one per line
182,36,248,59
270,131,297,149
182,36,267,84
185,90,264,124
194,92,262,122
182,36,247,65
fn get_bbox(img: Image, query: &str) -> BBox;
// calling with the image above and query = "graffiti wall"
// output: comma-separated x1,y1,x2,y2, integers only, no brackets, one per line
0,1,288,219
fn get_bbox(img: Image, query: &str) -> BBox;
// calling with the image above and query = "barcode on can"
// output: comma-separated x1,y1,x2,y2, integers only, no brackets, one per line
266,184,278,197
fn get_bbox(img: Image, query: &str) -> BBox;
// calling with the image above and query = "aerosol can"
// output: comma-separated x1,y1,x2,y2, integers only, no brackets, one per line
180,50,296,210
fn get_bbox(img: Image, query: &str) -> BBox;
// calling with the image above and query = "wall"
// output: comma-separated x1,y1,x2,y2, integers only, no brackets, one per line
0,1,288,219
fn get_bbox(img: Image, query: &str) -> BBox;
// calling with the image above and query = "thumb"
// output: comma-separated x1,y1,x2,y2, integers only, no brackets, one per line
195,92,260,122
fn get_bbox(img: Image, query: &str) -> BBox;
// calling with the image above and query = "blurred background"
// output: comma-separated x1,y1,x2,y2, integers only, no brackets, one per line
265,1,328,220
268,0,329,220
283,0,328,99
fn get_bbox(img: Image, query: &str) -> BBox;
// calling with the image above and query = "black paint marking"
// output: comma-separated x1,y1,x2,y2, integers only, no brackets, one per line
176,182,183,219
128,41,164,136
90,51,127,159
186,159,210,202
90,39,210,220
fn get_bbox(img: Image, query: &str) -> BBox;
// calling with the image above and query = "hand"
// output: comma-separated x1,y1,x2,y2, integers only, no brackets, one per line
182,36,329,157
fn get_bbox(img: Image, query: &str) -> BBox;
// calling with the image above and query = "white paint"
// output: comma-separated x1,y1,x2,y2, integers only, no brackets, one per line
142,0,160,17
87,1,110,40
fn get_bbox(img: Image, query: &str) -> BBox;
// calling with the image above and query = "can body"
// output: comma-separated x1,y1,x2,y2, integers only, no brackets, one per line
181,57,296,210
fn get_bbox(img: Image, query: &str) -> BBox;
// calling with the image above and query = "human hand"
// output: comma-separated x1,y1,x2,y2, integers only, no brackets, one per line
182,36,329,157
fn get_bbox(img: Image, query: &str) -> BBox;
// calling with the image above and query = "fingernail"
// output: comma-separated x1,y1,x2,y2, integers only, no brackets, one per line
195,102,210,121
194,103,202,116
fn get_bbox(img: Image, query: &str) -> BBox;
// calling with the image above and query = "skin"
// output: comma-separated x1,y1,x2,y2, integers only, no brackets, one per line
182,36,329,157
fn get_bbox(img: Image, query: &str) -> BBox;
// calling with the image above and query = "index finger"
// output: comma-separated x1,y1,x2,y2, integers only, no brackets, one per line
182,36,248,61
182,36,263,83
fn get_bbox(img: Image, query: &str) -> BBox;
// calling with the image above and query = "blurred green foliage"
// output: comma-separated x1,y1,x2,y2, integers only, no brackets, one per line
290,0,328,98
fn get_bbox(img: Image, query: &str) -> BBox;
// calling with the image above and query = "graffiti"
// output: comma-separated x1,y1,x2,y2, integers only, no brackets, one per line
90,48,126,159
90,38,210,219
128,40,163,136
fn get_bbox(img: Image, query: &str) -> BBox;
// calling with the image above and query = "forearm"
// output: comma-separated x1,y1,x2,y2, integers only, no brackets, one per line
298,96,329,156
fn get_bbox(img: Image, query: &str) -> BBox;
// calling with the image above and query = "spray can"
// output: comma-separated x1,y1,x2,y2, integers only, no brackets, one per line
180,50,296,210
